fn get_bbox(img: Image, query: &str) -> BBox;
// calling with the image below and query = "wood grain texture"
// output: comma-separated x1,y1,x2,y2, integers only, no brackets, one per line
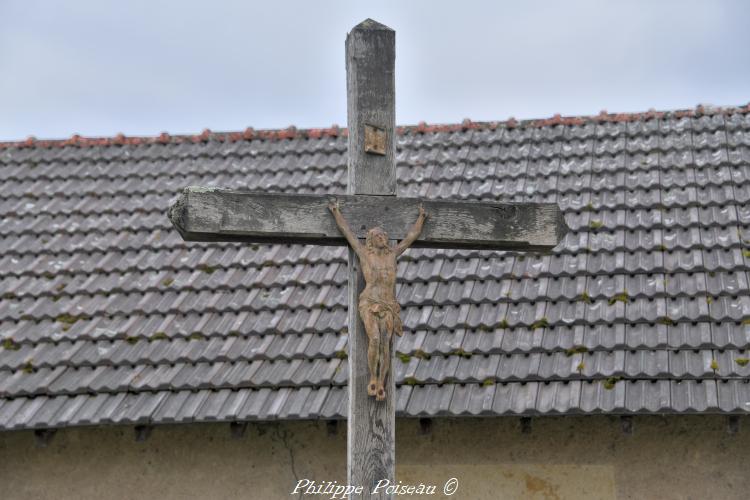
346,18,396,500
346,19,396,196
168,188,569,251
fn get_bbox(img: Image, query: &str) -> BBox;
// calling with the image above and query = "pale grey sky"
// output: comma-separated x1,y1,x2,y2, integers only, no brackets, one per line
1,0,748,141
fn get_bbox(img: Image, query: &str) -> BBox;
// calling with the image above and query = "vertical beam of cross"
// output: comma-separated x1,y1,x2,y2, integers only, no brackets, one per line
346,19,396,499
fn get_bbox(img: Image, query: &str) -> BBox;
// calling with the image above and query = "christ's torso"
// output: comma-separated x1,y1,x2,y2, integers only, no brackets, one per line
360,248,397,303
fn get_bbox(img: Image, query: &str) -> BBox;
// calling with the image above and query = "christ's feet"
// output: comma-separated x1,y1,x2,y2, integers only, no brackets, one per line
368,380,378,396
376,385,385,401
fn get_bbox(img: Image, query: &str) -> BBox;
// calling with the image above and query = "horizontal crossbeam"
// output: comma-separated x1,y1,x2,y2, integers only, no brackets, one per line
168,187,569,251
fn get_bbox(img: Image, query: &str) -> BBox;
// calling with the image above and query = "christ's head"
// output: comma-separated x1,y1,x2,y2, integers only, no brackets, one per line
366,227,389,250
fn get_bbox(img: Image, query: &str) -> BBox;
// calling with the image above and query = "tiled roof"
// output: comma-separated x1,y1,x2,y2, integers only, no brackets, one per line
2,105,750,430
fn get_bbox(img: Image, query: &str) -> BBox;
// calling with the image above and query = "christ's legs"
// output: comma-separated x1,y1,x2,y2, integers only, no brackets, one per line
360,309,381,396
376,316,391,401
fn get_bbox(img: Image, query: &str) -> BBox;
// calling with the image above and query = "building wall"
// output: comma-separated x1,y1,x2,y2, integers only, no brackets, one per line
0,415,747,500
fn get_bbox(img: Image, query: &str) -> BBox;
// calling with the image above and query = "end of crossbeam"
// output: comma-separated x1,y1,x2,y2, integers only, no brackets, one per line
555,209,571,247
167,190,189,239
351,18,394,32
168,186,228,241
522,203,570,252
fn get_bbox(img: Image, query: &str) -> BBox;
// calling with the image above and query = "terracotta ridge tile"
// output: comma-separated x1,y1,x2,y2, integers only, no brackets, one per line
1,102,748,150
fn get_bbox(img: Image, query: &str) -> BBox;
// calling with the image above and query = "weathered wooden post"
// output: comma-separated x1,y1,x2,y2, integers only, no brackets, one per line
345,19,396,498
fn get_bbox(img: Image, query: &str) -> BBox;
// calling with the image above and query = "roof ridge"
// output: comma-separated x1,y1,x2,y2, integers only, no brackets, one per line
2,102,749,150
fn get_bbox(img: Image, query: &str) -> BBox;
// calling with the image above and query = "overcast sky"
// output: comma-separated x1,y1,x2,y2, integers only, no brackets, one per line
1,1,748,141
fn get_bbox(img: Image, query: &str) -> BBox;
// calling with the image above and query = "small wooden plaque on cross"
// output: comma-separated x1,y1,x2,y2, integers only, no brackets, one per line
168,18,568,500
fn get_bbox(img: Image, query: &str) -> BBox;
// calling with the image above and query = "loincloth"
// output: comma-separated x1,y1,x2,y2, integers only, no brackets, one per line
358,296,403,337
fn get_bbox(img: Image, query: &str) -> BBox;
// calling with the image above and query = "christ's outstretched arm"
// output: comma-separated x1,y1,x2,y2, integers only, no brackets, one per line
328,200,365,258
395,204,427,255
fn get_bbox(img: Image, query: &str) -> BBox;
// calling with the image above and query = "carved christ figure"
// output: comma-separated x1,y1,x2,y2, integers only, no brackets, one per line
329,201,427,401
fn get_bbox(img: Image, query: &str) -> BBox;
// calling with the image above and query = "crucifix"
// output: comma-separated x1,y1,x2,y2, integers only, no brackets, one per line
168,19,567,499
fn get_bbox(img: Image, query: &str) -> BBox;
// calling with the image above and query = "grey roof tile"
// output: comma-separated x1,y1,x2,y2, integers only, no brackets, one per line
444,383,494,416
493,382,539,415
0,397,26,426
626,323,668,349
668,322,712,348
580,379,626,413
258,388,293,419
496,352,541,380
405,384,455,417
625,380,672,412
318,387,347,419
624,350,670,377
500,327,544,353
583,324,625,350
538,352,582,379
583,351,625,378
717,380,750,412
117,391,168,424
671,380,720,412
46,394,90,427
537,381,582,414
278,386,315,419
6,396,52,429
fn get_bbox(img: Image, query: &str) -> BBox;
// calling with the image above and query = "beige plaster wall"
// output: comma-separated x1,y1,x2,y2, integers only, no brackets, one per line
0,415,747,500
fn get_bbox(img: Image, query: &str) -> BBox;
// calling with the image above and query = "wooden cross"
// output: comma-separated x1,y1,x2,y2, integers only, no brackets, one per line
168,19,568,499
